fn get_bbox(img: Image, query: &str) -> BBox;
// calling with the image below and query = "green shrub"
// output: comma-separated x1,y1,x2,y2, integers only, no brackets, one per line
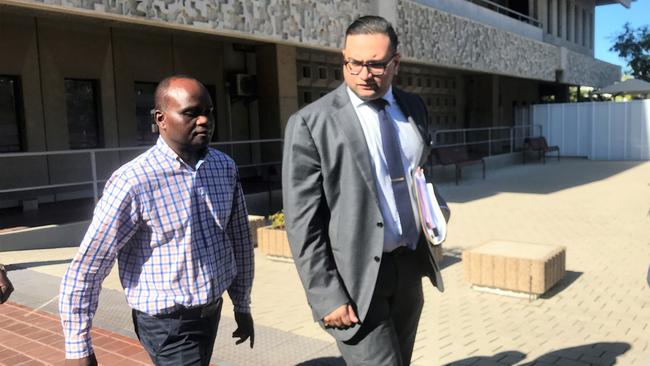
269,211,285,229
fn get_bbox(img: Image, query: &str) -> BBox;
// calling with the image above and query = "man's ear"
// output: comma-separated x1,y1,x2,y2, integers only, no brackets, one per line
154,110,165,133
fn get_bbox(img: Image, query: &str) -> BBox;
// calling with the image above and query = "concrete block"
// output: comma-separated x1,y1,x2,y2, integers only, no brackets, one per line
248,215,267,247
462,240,566,295
0,221,90,252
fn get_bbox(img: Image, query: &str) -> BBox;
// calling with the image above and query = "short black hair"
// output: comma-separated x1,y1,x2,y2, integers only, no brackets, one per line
154,74,204,111
345,15,399,52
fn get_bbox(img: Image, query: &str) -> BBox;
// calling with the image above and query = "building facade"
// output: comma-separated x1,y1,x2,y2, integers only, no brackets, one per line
0,0,628,209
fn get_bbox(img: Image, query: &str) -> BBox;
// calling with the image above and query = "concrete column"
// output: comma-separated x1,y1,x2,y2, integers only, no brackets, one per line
575,5,582,46
377,0,398,27
549,0,558,38
538,0,546,28
491,75,500,127
587,11,595,50
255,44,297,161
566,1,573,42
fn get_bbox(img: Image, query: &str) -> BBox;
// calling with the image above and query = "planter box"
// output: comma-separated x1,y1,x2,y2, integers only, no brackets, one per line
257,225,292,260
462,240,565,297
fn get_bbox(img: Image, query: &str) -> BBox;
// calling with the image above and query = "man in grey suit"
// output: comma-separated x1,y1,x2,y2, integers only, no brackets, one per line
282,15,449,365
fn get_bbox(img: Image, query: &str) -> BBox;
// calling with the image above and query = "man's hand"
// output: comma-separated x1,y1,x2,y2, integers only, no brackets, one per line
0,266,14,304
322,304,359,329
65,353,97,366
232,311,254,348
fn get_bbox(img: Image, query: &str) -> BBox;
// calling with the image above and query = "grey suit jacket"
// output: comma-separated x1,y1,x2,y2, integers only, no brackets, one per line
282,84,449,341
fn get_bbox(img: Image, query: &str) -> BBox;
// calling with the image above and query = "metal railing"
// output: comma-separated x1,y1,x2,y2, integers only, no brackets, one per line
433,124,542,157
0,139,283,204
466,0,542,28
1,125,543,205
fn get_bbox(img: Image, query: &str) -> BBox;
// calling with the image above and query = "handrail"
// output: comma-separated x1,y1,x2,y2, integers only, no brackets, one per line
465,0,542,28
0,138,284,158
433,124,542,157
0,139,284,203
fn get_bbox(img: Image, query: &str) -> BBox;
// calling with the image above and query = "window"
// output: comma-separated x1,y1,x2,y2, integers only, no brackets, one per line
134,82,157,146
302,65,311,78
318,67,327,80
0,75,24,152
574,5,580,44
333,69,342,81
65,79,102,149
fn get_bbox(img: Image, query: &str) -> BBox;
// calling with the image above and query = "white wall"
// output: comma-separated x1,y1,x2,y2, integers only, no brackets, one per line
532,100,650,160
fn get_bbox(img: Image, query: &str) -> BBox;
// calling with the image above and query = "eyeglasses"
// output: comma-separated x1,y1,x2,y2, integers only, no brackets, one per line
343,54,396,76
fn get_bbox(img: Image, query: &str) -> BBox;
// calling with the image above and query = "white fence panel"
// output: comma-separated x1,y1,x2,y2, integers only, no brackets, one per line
532,100,650,161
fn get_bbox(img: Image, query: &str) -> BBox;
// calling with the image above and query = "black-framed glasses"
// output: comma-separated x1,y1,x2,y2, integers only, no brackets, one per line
344,54,396,76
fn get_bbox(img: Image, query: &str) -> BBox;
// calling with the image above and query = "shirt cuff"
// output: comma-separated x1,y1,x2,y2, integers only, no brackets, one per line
65,336,94,359
233,303,251,313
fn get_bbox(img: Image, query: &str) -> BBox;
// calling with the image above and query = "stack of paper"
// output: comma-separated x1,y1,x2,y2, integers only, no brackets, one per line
413,168,447,245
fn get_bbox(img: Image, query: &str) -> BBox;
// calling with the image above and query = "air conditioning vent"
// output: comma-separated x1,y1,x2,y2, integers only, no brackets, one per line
231,74,256,96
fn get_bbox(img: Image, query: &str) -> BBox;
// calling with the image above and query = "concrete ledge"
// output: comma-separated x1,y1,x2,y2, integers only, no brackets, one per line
462,240,566,295
0,221,90,252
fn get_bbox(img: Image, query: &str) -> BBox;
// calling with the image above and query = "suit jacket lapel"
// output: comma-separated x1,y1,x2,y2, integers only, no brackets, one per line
393,88,433,167
331,84,381,206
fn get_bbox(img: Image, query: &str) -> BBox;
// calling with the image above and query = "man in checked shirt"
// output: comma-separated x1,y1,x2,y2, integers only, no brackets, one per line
59,75,254,366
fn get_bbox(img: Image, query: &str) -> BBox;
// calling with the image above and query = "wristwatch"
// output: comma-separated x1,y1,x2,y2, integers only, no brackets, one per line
0,264,6,273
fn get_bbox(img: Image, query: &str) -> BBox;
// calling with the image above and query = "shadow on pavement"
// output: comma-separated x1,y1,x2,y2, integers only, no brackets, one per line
540,270,583,299
445,342,631,366
6,259,72,270
295,356,345,366
440,252,462,270
438,160,643,204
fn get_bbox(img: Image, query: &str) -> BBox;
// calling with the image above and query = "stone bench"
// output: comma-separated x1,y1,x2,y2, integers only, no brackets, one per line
462,240,566,297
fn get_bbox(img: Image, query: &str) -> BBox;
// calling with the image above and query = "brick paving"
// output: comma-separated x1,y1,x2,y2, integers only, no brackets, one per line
1,158,649,365
0,302,151,366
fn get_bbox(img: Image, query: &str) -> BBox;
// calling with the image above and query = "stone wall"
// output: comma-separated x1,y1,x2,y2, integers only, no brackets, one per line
29,0,373,48
22,0,619,86
564,51,620,88
396,0,618,87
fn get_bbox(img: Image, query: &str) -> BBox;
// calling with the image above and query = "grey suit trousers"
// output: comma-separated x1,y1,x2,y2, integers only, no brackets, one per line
336,246,424,366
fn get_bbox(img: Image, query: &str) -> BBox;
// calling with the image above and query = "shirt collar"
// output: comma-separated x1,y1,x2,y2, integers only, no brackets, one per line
346,85,396,109
155,136,210,170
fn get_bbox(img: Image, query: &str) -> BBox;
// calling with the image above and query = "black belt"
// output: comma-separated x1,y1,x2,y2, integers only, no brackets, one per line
385,246,414,256
153,298,222,320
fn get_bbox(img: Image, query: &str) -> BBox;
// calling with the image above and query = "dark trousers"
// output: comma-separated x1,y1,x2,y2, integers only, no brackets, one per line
336,247,425,366
132,298,223,366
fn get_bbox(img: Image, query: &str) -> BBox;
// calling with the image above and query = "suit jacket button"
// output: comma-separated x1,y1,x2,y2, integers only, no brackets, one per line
374,256,380,262
376,222,383,228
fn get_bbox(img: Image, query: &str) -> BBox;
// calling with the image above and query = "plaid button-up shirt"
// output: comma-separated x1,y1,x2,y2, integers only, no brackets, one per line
59,137,254,359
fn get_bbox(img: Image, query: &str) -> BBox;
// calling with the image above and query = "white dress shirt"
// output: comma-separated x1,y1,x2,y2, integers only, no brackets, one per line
347,86,422,252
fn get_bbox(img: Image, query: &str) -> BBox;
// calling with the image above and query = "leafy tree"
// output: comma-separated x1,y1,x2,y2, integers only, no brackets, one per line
610,23,650,82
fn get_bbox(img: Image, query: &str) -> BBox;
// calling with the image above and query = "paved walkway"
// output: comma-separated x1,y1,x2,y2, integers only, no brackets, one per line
0,302,153,366
1,158,649,365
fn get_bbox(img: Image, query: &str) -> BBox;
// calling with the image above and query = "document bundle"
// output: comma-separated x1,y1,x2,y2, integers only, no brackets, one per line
413,167,447,245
